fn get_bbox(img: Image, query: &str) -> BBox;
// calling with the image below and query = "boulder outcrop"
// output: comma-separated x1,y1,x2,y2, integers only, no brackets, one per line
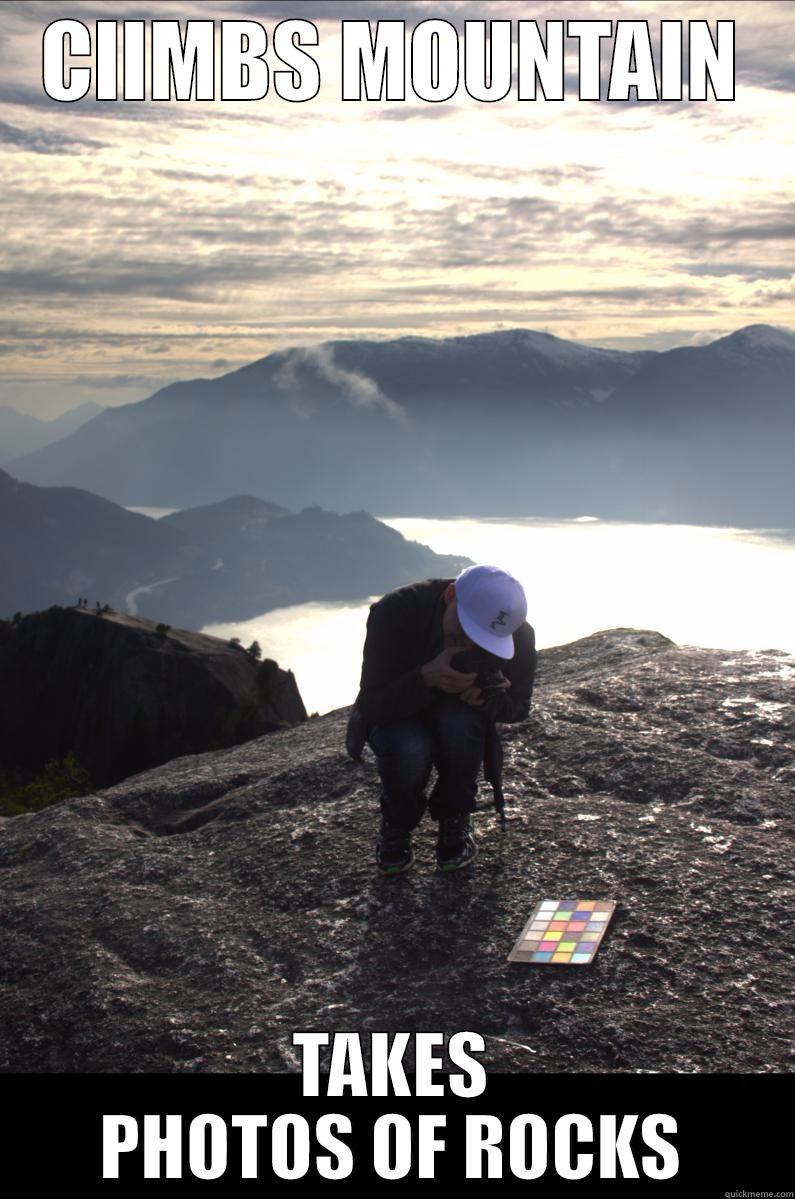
0,606,306,789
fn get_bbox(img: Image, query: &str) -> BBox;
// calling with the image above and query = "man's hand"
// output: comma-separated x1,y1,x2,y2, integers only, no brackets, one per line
460,676,511,708
421,646,477,694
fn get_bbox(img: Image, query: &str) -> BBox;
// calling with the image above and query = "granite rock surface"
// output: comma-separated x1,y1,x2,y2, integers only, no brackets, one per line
1,629,792,1073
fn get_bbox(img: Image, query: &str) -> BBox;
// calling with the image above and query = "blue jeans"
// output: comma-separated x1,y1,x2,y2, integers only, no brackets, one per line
367,697,488,830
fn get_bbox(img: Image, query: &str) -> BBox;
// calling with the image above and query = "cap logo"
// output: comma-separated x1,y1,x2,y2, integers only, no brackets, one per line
489,609,510,630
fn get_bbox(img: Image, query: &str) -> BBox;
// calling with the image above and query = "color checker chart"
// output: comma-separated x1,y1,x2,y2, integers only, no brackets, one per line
508,899,616,965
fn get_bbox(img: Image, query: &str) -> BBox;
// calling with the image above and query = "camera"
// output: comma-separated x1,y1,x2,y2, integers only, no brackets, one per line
451,647,506,695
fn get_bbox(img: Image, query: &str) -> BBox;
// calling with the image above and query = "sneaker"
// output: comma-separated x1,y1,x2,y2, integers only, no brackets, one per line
376,818,414,876
436,814,478,872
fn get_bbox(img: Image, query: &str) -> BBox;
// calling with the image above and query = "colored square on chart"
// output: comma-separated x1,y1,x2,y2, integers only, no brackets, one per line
508,899,617,966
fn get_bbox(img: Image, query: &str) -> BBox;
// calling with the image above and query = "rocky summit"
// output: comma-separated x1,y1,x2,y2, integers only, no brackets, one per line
0,606,306,789
0,629,792,1074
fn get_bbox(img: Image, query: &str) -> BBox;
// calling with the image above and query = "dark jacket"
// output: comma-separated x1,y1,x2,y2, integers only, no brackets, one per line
348,577,537,809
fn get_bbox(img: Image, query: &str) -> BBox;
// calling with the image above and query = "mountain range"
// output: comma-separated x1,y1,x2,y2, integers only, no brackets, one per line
0,469,470,624
6,324,794,525
0,401,104,464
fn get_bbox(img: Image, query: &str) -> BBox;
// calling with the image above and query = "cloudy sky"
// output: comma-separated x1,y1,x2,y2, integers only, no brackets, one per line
1,0,793,417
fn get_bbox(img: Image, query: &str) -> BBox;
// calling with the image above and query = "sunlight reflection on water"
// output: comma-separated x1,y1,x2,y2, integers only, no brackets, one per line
203,516,795,716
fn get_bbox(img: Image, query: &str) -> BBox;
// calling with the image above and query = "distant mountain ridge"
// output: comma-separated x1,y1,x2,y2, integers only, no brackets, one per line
0,469,471,624
0,401,104,464
0,468,184,617
605,324,795,425
7,324,794,526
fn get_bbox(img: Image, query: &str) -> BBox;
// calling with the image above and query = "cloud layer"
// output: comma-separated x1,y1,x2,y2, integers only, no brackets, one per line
0,0,792,416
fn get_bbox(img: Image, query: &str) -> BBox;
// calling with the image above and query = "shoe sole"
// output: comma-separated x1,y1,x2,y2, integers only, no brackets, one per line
437,843,478,872
377,853,415,877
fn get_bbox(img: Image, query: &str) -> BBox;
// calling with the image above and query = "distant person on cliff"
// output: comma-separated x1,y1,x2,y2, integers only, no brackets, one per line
347,565,537,874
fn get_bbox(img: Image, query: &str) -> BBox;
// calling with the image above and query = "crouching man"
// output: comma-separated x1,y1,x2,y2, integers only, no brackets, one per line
349,564,536,874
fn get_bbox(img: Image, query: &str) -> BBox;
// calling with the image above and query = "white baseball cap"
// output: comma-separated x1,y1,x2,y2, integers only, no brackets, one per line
454,564,527,660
